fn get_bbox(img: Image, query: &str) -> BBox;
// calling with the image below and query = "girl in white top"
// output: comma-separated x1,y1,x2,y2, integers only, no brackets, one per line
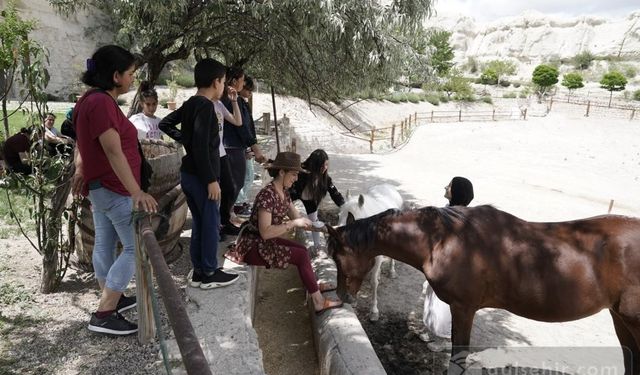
129,81,163,140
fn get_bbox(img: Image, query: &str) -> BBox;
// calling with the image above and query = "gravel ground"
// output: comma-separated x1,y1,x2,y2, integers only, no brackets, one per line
0,231,193,375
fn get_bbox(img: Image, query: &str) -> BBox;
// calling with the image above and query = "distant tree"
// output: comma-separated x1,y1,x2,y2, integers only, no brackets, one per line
561,72,584,99
600,71,627,107
573,50,595,70
427,29,454,77
531,64,559,98
440,69,472,99
485,60,517,85
480,68,498,85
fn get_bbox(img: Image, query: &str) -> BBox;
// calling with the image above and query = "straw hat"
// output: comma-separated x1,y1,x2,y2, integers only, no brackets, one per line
264,152,308,173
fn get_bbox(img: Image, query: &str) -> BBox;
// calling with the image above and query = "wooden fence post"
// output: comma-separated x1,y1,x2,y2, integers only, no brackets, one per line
263,112,271,134
369,127,375,153
631,109,636,121
585,101,591,117
459,109,462,122
431,110,434,122
291,137,297,153
391,124,396,148
549,97,554,111
492,109,496,121
523,108,527,120
414,112,418,125
135,229,155,343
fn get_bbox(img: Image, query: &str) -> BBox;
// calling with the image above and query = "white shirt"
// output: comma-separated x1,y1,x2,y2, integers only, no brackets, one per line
213,101,230,157
128,113,163,140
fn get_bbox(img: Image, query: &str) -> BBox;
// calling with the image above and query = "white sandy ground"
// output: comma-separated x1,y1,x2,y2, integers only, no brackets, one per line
321,111,640,374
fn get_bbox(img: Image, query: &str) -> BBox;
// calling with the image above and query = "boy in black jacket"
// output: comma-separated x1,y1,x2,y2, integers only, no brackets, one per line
159,59,238,289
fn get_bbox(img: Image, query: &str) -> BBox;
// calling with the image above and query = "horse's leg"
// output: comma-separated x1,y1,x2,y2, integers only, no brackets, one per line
369,256,383,321
616,290,640,375
447,305,476,375
388,257,397,279
609,310,639,375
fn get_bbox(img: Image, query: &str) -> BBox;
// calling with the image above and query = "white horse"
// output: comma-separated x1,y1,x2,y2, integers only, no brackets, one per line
337,183,403,321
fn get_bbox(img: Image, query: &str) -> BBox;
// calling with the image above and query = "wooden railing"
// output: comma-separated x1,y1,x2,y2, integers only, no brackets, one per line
134,186,213,375
347,109,527,153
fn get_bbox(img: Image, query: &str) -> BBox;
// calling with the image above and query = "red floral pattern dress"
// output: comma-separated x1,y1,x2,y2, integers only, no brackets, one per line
225,183,294,269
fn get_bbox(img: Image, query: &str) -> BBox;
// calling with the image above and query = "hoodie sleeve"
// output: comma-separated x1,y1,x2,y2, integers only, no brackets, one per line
192,102,220,184
159,106,184,143
326,175,345,207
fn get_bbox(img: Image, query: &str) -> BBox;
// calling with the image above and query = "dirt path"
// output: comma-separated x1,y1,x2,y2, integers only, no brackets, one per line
253,267,319,375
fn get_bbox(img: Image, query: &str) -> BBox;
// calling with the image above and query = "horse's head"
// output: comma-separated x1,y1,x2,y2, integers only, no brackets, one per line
326,223,376,304
337,194,366,226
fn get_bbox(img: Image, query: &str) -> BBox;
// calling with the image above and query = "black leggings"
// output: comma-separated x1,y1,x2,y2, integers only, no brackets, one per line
220,150,251,226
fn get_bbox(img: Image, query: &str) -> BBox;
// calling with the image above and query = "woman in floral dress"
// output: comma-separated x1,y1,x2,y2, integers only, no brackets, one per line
225,152,342,314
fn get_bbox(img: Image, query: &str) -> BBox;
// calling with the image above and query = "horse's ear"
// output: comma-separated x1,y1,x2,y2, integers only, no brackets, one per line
347,212,355,224
358,194,365,207
325,224,339,239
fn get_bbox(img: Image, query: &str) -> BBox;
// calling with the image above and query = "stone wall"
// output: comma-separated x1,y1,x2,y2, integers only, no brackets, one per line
4,0,111,99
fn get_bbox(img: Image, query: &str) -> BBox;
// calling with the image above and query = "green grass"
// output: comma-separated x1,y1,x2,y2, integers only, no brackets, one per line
1,111,66,141
0,282,34,306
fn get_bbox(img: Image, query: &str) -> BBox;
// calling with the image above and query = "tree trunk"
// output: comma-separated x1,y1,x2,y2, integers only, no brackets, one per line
2,97,9,139
127,55,166,117
40,161,75,293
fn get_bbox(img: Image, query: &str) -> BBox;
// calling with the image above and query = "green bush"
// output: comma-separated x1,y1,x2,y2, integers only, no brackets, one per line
455,93,475,102
175,72,195,87
503,92,517,98
573,50,595,70
480,96,493,104
425,94,440,106
406,93,422,103
633,90,640,101
519,91,529,98
498,80,511,87
439,94,449,103
116,98,127,106
513,82,521,88
159,98,169,107
623,66,637,79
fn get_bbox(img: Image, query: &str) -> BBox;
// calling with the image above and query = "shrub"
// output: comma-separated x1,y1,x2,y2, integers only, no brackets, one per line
633,90,640,101
175,72,195,87
573,50,595,70
439,94,449,103
480,96,493,104
406,93,422,103
623,65,637,79
499,80,511,87
503,92,517,99
425,94,440,106
513,82,521,88
116,98,127,106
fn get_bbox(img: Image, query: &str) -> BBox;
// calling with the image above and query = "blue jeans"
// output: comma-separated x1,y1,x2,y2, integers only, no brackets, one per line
235,158,255,204
181,172,220,273
88,187,136,292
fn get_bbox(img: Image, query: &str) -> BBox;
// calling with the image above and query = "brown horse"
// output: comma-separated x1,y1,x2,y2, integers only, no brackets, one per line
325,205,640,375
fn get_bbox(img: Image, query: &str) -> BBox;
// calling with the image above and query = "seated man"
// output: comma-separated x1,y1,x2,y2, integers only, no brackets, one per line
43,113,73,156
3,127,34,175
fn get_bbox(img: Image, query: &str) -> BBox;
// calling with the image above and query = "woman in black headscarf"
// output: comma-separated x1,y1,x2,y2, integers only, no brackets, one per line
444,176,474,207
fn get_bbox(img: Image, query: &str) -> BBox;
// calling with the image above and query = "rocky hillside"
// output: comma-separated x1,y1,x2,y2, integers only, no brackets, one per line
428,10,640,79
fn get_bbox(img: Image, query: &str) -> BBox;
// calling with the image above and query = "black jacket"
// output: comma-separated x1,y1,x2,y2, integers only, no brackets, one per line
222,97,256,149
159,96,221,184
289,171,344,214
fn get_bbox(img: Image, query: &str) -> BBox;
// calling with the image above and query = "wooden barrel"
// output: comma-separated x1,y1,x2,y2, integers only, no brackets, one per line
72,139,186,272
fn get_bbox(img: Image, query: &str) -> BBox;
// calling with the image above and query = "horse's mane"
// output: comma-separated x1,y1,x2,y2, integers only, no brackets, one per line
340,208,401,250
335,204,498,254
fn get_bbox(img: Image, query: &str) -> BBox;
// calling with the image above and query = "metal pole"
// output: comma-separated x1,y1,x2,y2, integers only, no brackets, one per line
271,86,280,153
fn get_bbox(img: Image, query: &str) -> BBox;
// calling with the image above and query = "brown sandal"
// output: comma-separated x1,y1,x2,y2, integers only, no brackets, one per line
315,298,343,315
318,282,337,293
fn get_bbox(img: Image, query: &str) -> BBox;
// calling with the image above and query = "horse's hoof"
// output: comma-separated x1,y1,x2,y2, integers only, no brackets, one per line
369,312,379,321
